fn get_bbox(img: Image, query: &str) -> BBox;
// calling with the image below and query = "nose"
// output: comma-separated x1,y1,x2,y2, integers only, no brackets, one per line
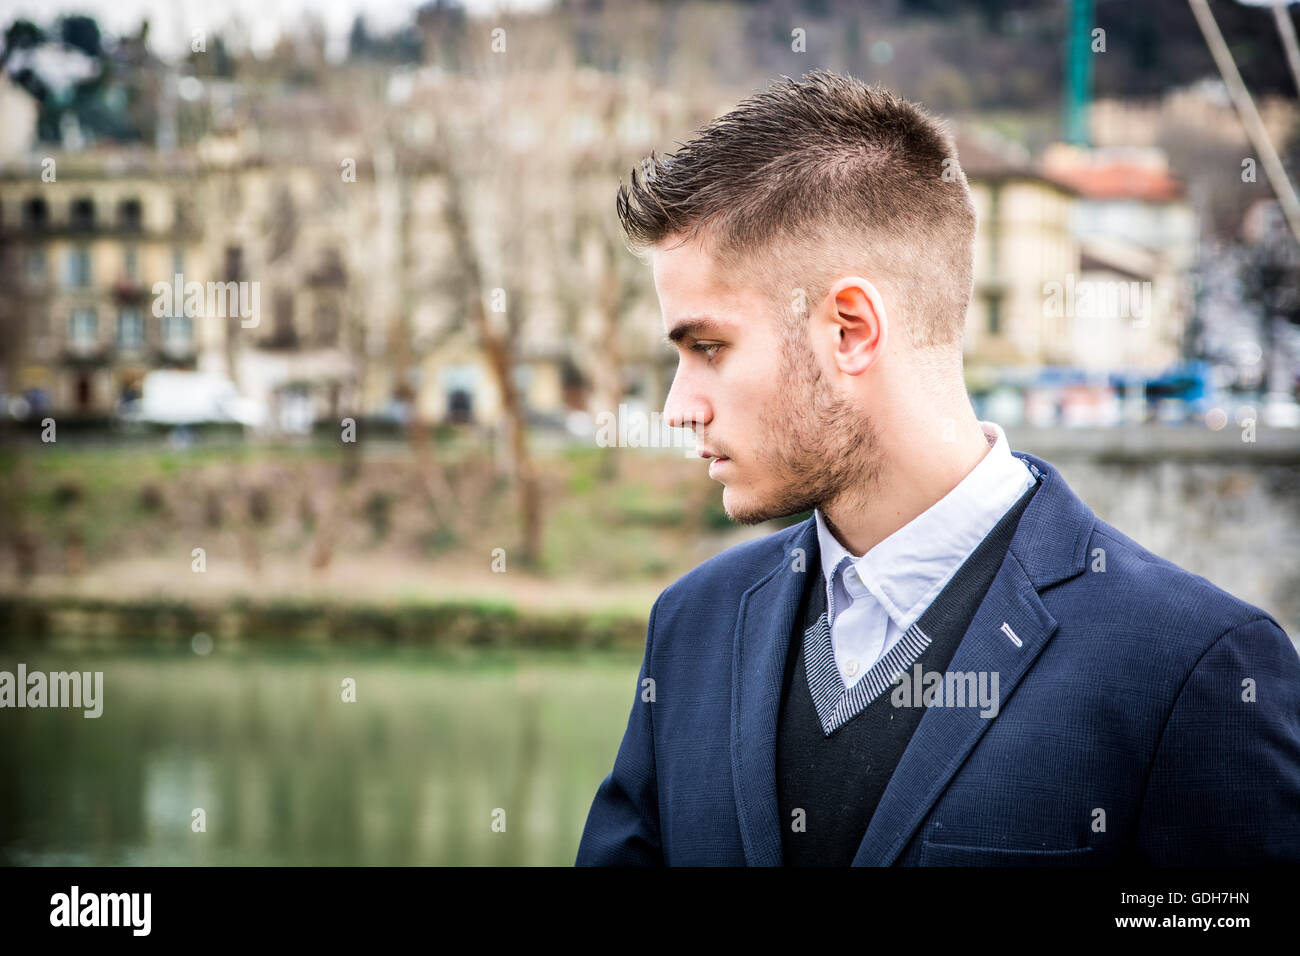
663,363,711,431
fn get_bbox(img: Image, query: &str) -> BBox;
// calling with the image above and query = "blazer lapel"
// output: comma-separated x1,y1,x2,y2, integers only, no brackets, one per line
730,518,819,866
851,452,1095,866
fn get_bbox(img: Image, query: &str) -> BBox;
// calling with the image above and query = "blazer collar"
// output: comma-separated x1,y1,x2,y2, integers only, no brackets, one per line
1006,452,1096,590
728,451,1095,866
812,422,1035,633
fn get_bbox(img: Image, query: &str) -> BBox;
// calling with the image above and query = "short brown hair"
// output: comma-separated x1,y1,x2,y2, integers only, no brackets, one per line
617,70,976,349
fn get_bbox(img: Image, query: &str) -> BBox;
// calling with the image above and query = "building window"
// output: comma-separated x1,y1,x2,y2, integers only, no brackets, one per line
66,245,92,288
29,311,52,357
175,197,194,231
314,302,340,345
70,197,95,230
69,308,98,348
310,247,345,286
119,198,142,232
117,309,144,350
442,365,478,424
223,245,242,281
162,315,193,351
23,197,48,230
271,290,297,347
25,249,47,284
447,388,473,423
173,247,185,277
123,244,139,280
986,293,1003,336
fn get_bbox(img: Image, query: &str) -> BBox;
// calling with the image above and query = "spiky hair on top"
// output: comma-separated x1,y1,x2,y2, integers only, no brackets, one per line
616,70,976,348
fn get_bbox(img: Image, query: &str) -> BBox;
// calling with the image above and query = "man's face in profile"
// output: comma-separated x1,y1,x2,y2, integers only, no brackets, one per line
653,237,877,525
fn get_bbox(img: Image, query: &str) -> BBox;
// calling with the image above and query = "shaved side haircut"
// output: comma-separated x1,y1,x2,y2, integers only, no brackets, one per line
617,70,976,351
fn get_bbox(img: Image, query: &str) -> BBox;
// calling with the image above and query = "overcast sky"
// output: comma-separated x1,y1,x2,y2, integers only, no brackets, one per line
3,0,555,61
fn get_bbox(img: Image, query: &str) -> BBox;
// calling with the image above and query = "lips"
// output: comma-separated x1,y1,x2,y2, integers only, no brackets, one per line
699,446,731,480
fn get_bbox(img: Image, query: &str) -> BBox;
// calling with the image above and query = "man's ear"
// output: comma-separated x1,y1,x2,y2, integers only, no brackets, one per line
826,276,888,376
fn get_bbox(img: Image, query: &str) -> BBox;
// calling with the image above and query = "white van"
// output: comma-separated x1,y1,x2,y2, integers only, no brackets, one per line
121,371,268,427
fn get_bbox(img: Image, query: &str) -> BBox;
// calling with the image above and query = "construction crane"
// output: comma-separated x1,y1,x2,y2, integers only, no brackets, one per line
1064,0,1095,146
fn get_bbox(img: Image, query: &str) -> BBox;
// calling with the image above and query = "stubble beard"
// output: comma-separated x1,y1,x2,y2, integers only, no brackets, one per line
723,322,880,526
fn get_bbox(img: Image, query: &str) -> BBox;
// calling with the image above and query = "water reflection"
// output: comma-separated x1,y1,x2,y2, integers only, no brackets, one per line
0,648,638,866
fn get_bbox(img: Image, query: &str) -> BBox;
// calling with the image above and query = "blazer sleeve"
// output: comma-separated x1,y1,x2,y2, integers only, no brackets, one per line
1136,615,1300,864
575,595,663,866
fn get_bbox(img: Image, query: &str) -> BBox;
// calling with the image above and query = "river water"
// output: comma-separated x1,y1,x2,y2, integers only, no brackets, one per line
0,648,638,866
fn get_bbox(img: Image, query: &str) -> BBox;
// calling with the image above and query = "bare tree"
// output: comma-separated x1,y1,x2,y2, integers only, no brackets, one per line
426,90,544,565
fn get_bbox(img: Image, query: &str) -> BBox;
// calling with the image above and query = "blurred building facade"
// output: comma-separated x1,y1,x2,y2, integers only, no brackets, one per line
0,66,1213,433
0,152,204,415
960,133,1197,376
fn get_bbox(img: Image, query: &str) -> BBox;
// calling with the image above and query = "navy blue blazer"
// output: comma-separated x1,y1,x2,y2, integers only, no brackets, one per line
575,452,1300,865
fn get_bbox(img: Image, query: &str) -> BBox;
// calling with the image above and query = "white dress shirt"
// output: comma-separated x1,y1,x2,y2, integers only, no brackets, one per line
812,421,1035,690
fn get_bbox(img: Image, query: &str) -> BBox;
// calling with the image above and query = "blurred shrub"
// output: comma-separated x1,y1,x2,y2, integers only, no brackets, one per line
204,489,224,528
248,486,272,525
52,479,83,508
365,490,391,539
138,483,166,514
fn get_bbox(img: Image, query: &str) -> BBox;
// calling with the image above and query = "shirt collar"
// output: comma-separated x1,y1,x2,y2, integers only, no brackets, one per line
813,420,1036,632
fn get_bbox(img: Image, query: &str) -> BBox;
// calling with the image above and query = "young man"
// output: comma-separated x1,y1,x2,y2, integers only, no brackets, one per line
575,71,1300,866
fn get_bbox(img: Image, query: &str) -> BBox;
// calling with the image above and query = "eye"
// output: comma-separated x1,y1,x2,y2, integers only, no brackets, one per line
692,342,723,359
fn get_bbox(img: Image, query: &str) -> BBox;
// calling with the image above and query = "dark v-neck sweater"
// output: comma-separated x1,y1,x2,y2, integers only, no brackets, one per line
777,481,1038,866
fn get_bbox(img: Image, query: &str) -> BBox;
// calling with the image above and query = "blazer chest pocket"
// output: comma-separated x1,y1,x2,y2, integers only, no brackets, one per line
920,839,1097,867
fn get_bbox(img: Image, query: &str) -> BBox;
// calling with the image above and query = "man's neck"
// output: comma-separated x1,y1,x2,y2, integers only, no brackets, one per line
820,420,993,558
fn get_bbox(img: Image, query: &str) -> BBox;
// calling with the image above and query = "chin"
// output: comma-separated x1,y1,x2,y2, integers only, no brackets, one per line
721,485,804,526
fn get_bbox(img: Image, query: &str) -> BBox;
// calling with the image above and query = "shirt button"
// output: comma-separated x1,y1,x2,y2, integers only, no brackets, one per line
845,659,858,676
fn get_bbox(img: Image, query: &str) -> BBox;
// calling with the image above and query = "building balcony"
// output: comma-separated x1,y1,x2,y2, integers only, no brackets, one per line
112,277,151,303
61,343,112,366
0,222,203,241
113,341,153,363
18,277,53,297
306,259,347,287
160,339,197,361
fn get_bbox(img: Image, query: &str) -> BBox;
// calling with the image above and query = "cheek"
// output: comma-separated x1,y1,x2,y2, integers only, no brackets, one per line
732,363,783,408
739,380,792,462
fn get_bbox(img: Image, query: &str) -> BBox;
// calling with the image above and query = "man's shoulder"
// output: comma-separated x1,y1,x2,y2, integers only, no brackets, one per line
1067,515,1289,650
1014,450,1286,651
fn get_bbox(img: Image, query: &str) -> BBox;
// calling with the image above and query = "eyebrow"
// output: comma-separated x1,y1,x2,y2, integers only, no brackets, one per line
665,316,733,346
